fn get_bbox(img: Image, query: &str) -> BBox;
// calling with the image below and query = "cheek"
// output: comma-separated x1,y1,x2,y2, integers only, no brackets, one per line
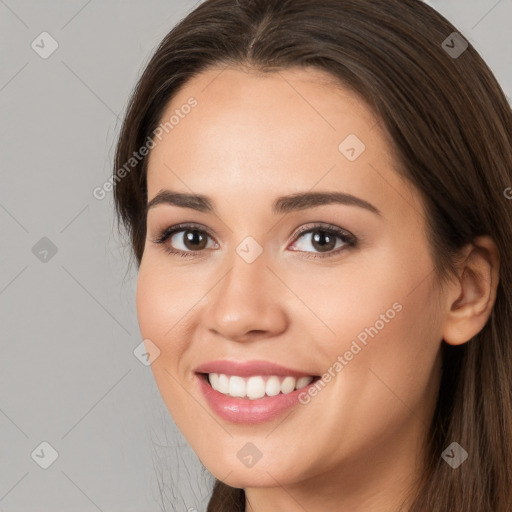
287,259,412,359
135,261,202,427
135,258,200,356
135,265,169,347
316,231,440,359
302,242,441,410
327,269,442,432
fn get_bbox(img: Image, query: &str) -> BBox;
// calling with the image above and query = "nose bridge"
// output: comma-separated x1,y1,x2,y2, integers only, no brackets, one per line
205,241,287,340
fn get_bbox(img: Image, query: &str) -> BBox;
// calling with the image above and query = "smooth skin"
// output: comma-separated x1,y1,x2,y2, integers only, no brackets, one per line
136,66,500,512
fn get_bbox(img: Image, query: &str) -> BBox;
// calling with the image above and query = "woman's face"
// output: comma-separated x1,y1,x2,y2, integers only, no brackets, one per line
137,66,446,492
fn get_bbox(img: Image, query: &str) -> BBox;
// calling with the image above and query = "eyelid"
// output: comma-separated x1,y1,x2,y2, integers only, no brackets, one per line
150,222,217,245
290,222,354,241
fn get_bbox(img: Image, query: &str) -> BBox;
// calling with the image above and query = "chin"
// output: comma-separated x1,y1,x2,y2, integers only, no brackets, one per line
198,447,309,489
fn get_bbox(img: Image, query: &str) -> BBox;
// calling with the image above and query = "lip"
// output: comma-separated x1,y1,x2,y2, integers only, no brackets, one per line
196,374,320,424
194,360,320,424
194,359,315,378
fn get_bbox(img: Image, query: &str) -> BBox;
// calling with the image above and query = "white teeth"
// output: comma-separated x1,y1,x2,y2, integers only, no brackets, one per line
229,376,246,397
246,376,266,400
209,372,219,390
217,373,229,394
281,376,296,394
296,376,313,389
207,373,315,399
265,376,281,397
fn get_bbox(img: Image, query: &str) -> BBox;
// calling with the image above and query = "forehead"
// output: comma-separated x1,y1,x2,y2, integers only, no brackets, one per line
145,65,418,219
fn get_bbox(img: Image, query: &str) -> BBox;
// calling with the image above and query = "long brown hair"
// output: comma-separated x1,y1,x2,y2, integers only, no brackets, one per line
112,0,512,510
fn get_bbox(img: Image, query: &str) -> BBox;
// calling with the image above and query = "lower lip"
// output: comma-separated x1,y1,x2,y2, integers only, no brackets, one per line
196,374,317,424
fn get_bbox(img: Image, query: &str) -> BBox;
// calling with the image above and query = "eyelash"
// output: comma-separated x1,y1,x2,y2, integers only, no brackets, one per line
151,222,357,259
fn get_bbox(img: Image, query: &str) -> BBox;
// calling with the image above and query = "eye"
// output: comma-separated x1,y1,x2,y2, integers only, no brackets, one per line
151,222,357,259
288,223,356,259
151,223,218,258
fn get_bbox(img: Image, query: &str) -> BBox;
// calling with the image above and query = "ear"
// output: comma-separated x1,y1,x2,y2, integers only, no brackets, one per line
442,235,500,346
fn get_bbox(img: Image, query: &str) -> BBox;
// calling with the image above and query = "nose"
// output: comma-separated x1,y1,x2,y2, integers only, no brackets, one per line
203,249,288,343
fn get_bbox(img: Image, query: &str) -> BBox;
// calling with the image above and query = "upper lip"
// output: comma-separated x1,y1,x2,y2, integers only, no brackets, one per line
194,359,317,378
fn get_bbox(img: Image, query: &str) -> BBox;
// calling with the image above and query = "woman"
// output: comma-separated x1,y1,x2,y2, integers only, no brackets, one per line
113,0,512,510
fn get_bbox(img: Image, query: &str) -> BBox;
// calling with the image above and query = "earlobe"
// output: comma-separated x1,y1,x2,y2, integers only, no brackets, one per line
442,236,500,346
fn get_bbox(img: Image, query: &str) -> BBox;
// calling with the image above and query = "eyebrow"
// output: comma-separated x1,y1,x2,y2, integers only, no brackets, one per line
146,189,382,216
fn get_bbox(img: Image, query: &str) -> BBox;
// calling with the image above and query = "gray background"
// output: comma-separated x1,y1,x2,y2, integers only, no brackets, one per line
1,1,511,511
